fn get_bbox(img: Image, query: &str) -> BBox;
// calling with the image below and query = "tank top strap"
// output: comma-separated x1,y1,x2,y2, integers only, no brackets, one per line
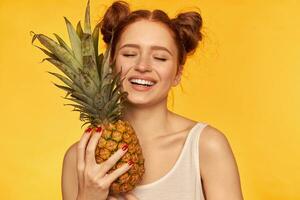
189,122,209,145
189,122,209,189
177,121,209,172
176,122,209,161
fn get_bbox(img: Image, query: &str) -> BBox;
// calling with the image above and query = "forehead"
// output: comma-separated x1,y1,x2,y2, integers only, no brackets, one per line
117,20,176,52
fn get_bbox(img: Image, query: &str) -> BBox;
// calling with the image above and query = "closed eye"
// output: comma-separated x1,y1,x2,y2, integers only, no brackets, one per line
123,54,136,57
122,54,167,61
155,57,167,61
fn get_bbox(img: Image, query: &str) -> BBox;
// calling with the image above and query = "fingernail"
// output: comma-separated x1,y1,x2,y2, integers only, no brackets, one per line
128,159,133,166
85,127,92,133
122,144,128,151
96,126,102,133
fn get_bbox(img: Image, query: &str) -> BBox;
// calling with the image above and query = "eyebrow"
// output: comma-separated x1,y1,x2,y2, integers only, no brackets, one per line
119,43,173,56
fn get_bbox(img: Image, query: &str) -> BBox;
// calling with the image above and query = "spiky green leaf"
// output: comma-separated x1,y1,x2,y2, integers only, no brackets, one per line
53,33,73,55
64,17,83,66
76,21,84,40
78,68,97,97
92,23,100,59
47,71,83,93
64,103,97,115
33,45,58,59
64,97,97,113
82,32,99,86
70,92,93,105
45,58,82,90
32,33,81,73
84,0,92,34
52,82,74,93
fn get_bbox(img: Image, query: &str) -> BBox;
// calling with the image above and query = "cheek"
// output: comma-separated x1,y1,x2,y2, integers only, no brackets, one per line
158,67,176,84
115,57,132,77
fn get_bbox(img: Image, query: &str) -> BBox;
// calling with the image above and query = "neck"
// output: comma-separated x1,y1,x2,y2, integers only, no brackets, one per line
122,98,174,141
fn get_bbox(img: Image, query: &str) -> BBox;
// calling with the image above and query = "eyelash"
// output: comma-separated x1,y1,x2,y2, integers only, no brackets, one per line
122,54,167,61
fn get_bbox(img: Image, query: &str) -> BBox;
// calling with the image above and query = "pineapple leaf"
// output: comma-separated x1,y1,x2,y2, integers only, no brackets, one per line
107,105,122,118
101,45,113,86
47,71,83,93
80,121,91,129
84,0,92,34
111,76,127,98
78,68,98,97
92,23,100,60
71,92,93,105
53,33,74,55
76,21,84,40
52,82,74,93
45,58,83,90
64,17,83,66
101,83,111,103
100,29,116,86
93,92,105,109
64,103,97,115
30,31,38,44
82,32,99,87
109,68,122,99
64,97,97,113
97,53,104,79
47,71,73,88
33,45,58,60
32,33,82,73
109,92,128,111
81,0,99,87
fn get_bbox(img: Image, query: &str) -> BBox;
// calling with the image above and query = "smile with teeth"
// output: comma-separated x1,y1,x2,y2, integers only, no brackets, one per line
130,79,156,87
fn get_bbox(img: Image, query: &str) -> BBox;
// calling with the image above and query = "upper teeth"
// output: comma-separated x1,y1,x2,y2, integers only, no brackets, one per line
130,79,155,86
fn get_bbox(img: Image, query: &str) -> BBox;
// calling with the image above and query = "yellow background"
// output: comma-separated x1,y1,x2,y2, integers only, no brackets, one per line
0,0,299,199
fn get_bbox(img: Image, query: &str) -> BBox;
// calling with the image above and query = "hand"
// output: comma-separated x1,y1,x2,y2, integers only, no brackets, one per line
76,126,132,200
107,192,140,200
122,192,140,200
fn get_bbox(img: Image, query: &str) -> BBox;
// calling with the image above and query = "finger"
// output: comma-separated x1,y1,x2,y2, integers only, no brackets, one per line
123,192,139,200
98,145,129,177
103,160,132,185
76,127,93,186
107,195,119,200
85,126,103,165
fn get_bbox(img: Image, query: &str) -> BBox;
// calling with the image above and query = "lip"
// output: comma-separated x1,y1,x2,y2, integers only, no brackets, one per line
130,82,155,92
128,75,157,83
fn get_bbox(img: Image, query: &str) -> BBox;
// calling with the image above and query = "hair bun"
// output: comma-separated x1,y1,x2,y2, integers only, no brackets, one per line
99,1,130,44
171,11,203,54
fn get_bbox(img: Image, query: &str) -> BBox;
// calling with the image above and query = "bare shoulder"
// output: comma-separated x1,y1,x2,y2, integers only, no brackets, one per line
199,124,244,199
63,141,79,162
61,141,79,200
199,124,231,155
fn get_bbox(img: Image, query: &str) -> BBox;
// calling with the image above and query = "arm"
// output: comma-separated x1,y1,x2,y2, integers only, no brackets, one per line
61,141,79,200
199,125,244,200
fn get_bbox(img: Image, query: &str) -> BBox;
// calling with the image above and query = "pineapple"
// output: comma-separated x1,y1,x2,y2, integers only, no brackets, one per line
31,0,145,195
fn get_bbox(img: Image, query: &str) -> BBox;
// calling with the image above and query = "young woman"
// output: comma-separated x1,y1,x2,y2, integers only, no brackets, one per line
62,1,244,200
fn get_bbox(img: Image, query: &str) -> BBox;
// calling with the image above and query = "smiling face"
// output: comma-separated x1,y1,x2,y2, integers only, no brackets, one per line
113,19,183,106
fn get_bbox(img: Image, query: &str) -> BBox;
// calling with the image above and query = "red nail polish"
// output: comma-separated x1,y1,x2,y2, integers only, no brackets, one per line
128,160,133,166
85,127,92,133
122,144,128,151
96,126,102,133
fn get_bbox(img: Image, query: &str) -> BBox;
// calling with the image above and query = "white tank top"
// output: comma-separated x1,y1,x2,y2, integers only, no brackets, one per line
119,122,208,200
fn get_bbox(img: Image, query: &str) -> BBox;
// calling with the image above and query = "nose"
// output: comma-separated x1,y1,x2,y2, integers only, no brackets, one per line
133,54,152,72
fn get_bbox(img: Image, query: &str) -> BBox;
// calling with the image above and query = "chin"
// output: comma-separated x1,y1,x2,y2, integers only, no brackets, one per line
125,94,152,105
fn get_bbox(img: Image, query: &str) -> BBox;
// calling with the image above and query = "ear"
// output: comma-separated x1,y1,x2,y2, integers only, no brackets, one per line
172,65,183,87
